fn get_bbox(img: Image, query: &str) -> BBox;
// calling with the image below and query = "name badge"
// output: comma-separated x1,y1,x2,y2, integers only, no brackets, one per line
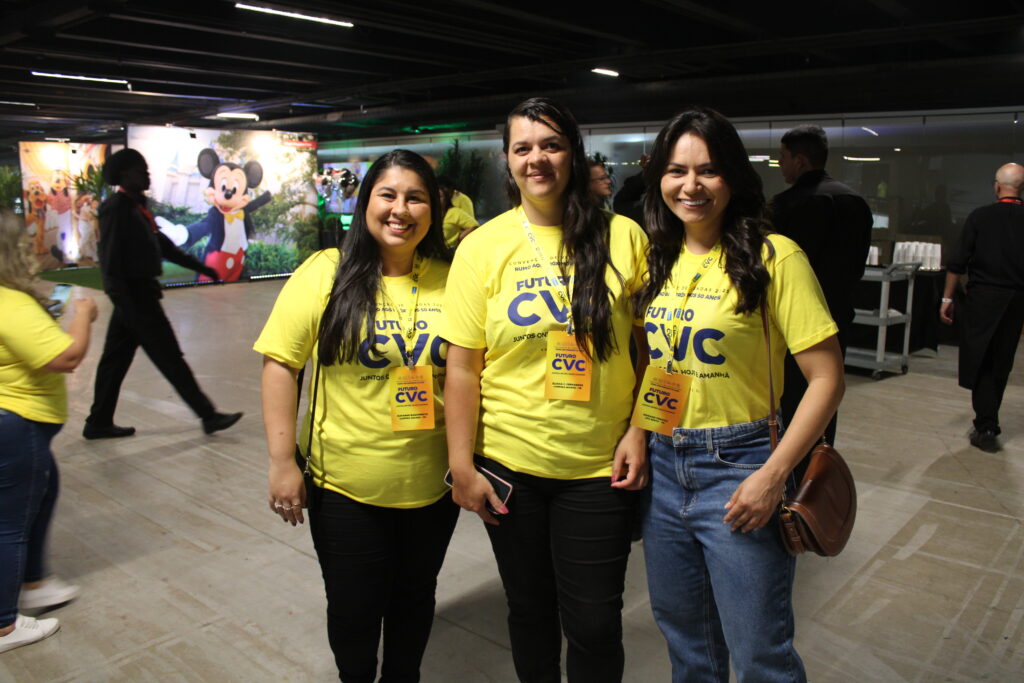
631,366,690,436
388,365,435,431
544,330,592,401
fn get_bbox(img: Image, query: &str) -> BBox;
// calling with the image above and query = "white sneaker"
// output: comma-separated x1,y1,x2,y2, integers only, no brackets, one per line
0,614,60,653
19,577,80,610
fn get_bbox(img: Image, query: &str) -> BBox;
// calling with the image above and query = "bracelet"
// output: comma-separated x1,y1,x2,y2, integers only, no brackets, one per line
941,297,953,303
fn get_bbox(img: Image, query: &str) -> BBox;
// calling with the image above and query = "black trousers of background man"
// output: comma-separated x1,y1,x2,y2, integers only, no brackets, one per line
968,290,1024,434
86,287,215,426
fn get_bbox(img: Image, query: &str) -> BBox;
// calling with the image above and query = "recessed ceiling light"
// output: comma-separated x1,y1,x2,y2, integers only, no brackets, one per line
31,70,128,85
0,100,35,107
844,155,881,162
591,68,619,77
235,3,354,27
213,112,260,121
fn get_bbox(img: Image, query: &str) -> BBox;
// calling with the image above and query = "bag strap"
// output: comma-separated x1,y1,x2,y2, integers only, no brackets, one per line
300,359,321,477
760,304,779,452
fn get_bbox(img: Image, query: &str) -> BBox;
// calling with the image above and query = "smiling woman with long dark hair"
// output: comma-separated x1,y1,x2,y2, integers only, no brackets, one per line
634,107,845,682
255,149,457,682
439,97,649,683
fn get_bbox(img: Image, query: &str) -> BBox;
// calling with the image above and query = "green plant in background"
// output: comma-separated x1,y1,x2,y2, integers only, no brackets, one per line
0,166,23,211
71,163,106,200
437,141,485,201
242,241,299,277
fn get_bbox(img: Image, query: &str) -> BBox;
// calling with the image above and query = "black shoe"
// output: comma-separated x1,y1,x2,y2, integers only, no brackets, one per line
202,411,243,435
82,423,136,440
969,428,1000,453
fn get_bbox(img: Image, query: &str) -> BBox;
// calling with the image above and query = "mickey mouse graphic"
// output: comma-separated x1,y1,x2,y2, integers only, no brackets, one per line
182,148,271,282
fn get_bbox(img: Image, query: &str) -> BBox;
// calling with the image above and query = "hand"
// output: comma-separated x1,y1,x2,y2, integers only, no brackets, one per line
268,460,306,526
74,296,98,322
200,265,221,282
723,467,785,532
450,468,506,526
939,300,954,325
611,426,648,490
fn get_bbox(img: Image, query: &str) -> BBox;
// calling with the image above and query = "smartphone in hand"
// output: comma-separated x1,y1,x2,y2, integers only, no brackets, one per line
444,465,513,515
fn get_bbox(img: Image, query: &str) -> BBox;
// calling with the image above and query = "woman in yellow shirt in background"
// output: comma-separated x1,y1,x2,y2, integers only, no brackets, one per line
635,107,844,682
440,97,648,683
255,150,457,682
0,209,96,653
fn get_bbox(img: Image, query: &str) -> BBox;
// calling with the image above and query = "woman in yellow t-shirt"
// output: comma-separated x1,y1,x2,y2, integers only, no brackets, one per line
438,176,479,249
0,209,96,653
633,108,844,682
440,97,648,683
255,150,458,681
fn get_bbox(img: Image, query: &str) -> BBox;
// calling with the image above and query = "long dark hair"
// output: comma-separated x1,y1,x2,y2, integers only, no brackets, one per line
317,150,448,366
635,107,773,316
503,97,620,361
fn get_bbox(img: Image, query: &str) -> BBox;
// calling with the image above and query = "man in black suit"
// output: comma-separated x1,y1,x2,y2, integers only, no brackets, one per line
771,125,873,446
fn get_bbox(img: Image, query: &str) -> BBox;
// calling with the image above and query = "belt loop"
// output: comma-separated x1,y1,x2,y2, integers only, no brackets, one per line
705,429,714,452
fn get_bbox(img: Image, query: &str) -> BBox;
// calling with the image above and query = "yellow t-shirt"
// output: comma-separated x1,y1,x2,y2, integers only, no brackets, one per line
253,249,450,509
0,287,72,424
439,208,648,479
443,207,477,249
451,191,476,223
643,235,837,428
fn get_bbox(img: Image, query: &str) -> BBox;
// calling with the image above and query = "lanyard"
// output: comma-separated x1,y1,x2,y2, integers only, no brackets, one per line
663,243,721,373
998,196,1023,205
390,254,423,369
517,206,575,333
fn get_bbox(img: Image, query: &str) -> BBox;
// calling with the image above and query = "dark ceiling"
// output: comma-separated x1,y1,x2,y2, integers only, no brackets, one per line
2,0,1023,150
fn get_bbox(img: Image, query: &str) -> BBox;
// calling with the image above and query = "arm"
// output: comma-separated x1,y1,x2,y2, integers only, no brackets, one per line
261,356,306,526
940,270,961,325
157,231,219,280
444,344,505,524
611,324,650,489
723,335,844,532
43,297,98,373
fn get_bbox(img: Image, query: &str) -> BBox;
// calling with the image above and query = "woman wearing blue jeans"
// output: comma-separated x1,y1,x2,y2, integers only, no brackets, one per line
0,208,97,653
633,108,845,681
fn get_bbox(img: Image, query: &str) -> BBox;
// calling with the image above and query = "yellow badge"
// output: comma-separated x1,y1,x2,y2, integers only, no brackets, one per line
544,330,592,401
388,365,435,431
631,366,691,436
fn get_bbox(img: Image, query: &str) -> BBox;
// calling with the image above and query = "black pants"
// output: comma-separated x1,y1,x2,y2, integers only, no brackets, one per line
86,287,214,426
972,292,1024,433
477,455,637,683
307,485,459,683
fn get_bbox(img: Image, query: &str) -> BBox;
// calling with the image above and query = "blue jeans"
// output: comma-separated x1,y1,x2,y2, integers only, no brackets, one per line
642,418,806,683
0,409,62,628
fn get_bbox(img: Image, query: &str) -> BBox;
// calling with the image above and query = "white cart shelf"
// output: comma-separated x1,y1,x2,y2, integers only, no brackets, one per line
846,263,921,379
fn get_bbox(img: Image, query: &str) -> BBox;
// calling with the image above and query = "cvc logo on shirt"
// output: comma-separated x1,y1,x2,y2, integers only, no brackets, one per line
507,276,570,327
357,328,447,369
645,305,726,366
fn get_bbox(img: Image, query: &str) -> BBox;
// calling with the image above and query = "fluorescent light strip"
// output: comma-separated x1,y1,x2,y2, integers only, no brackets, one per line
591,68,619,77
44,137,70,142
748,155,770,162
844,155,881,162
235,3,353,27
0,100,35,107
861,126,879,136
213,112,260,120
31,70,128,85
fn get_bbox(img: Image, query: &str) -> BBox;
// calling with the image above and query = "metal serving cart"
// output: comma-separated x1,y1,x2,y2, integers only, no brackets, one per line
845,262,921,379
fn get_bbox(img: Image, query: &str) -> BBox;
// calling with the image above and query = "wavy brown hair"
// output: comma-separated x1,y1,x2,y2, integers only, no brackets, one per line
0,208,47,306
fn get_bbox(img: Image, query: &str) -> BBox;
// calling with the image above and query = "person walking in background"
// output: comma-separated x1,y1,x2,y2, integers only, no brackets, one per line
82,148,241,440
771,124,871,449
636,108,844,682
441,97,649,683
256,150,459,682
588,157,614,208
438,175,479,249
0,209,96,653
940,162,1024,453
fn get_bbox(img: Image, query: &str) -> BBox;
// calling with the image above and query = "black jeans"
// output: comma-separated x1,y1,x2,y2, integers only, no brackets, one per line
87,286,214,426
307,485,460,683
477,455,638,683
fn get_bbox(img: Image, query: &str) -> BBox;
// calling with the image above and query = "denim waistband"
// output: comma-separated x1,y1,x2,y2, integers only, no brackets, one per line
651,416,775,449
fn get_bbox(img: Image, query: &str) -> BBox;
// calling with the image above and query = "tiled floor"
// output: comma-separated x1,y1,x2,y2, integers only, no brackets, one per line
2,279,1021,682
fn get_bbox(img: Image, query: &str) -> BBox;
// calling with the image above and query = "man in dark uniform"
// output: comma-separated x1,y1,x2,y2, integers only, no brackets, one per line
771,125,873,446
940,162,1024,453
83,148,242,439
